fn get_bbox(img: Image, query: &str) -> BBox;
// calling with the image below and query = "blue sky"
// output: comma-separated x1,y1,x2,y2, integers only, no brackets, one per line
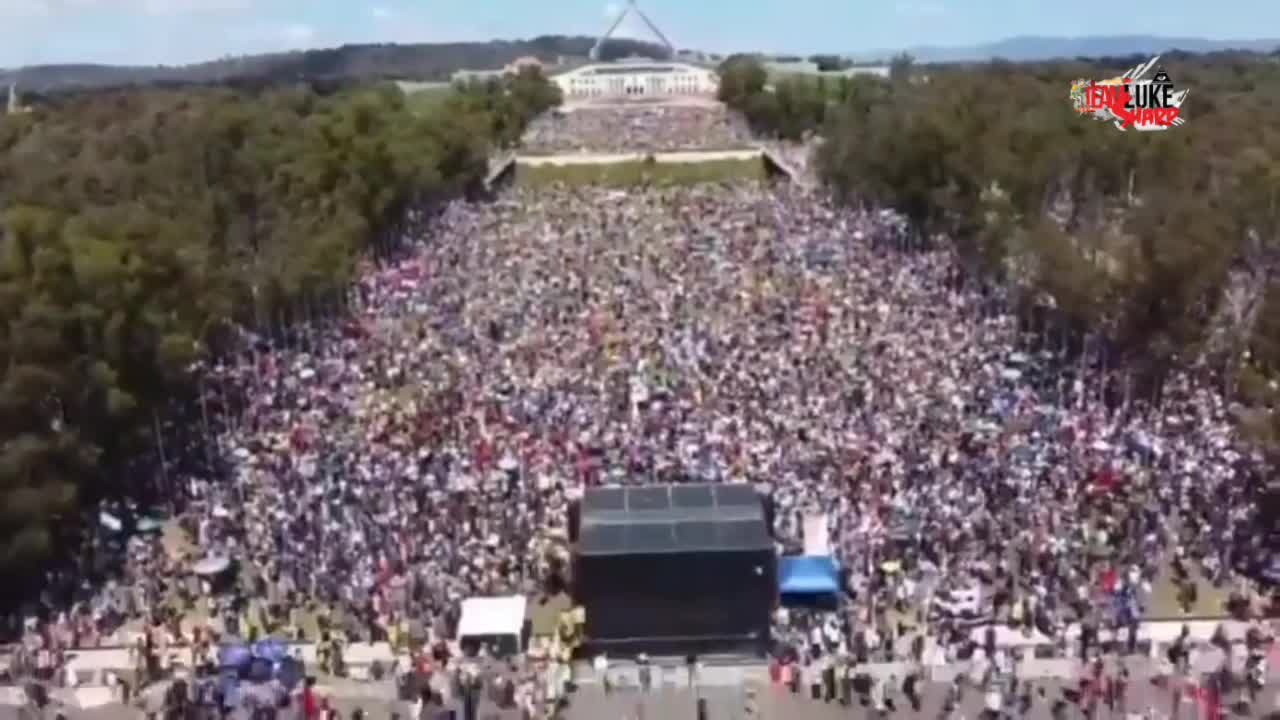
0,0,1274,68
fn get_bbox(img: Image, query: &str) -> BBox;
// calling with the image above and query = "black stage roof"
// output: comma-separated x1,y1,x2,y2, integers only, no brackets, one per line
576,483,772,556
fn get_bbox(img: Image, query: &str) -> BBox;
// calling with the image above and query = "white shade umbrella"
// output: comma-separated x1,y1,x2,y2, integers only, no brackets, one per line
192,556,231,576
99,512,123,533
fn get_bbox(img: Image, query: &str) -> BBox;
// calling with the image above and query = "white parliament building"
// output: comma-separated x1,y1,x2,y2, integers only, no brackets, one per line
551,58,719,100
548,0,718,101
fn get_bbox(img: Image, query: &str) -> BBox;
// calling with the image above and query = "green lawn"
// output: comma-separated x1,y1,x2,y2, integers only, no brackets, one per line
516,157,769,187
402,84,456,116
766,70,886,101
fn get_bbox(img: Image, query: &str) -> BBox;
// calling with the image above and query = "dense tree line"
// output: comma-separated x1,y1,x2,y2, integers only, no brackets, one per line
808,55,854,72
718,55,893,140
718,55,826,140
6,34,670,94
724,54,1280,455
0,72,559,597
451,68,565,149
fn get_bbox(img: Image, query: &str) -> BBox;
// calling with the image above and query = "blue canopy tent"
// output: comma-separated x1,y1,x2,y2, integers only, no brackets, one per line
251,638,288,664
275,657,304,691
218,642,252,670
778,555,840,596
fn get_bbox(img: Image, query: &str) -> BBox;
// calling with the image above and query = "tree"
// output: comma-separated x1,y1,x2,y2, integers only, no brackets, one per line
0,73,561,600
816,53,1280,453
718,57,831,141
888,53,915,84
808,54,851,72
717,56,768,105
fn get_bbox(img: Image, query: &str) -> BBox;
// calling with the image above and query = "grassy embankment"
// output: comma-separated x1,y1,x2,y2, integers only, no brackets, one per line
516,157,768,187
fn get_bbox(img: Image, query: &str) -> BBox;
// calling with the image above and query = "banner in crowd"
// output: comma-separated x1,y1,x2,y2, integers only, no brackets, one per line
803,513,829,556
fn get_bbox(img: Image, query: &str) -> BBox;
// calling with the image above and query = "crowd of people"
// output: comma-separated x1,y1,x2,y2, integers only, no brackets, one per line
5,101,1276,720
520,104,754,153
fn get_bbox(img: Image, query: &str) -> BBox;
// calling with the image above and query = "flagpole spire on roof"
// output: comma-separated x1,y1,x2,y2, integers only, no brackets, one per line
589,0,675,61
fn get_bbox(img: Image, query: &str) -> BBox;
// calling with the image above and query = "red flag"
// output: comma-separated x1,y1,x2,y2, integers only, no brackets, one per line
474,438,493,472
1202,684,1221,720
1091,467,1118,493
290,425,310,451
1100,566,1118,593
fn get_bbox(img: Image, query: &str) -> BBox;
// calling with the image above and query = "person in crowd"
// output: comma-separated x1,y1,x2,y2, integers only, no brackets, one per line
637,654,651,693
11,109,1272,716
522,105,753,154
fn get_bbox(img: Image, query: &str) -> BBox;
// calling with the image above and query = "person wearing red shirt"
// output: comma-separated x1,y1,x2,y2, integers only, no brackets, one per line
301,676,319,720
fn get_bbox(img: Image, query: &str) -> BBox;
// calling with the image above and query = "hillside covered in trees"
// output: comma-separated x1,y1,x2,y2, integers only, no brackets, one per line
2,35,671,95
3,48,1280,607
720,53,1280,454
0,70,560,601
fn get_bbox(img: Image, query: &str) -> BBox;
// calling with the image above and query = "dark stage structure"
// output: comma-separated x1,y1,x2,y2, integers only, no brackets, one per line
571,483,775,657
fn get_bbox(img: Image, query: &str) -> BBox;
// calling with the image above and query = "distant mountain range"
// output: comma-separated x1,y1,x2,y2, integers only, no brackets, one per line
0,35,672,95
852,35,1280,64
4,34,1279,96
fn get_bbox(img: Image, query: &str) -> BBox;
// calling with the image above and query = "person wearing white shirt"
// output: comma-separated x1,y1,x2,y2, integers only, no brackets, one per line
985,684,1003,714
593,653,610,694
870,676,885,712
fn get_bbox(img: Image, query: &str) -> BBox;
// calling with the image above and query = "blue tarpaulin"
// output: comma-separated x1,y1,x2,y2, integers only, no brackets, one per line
218,642,252,669
251,638,288,663
778,555,840,595
276,657,304,691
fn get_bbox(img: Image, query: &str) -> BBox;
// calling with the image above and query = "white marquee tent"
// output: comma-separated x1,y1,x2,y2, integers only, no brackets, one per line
457,595,528,656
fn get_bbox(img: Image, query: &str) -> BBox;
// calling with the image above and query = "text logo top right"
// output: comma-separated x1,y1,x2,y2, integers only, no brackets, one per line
1069,56,1189,132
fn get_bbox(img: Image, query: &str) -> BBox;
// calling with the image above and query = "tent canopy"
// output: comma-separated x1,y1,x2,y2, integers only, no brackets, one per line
218,642,252,668
457,595,527,641
778,555,840,595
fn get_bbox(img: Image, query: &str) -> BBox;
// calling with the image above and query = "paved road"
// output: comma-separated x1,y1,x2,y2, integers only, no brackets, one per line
565,658,1280,720
566,677,1280,720
564,642,1280,720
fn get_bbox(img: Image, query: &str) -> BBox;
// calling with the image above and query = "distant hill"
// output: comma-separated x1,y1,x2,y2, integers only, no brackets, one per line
0,35,672,94
852,35,1280,64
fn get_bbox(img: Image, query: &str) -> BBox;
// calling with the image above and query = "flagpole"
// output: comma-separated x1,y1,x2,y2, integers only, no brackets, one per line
301,293,313,355
153,408,171,509
277,308,289,351
1079,334,1090,411
199,374,215,469
1100,347,1109,416
251,284,262,395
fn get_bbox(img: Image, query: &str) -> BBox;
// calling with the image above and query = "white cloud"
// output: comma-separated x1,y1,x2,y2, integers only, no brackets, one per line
895,1,944,16
370,5,393,20
138,0,250,13
0,0,249,20
2,0,250,14
282,23,316,42
603,2,621,19
0,0,48,17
